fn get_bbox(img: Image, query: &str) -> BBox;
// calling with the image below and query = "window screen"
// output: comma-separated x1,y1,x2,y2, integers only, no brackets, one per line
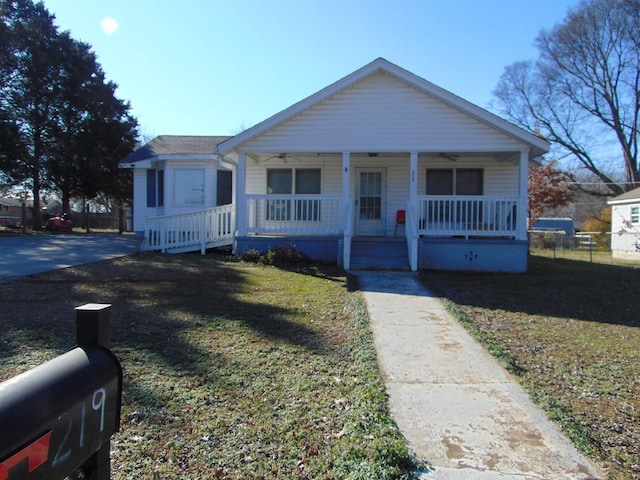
426,169,453,195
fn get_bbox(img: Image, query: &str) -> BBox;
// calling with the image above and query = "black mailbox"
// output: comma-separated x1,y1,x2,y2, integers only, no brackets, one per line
0,305,122,480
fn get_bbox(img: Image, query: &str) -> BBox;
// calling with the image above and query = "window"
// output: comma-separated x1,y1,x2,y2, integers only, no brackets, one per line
631,206,639,224
426,168,483,195
266,168,321,221
146,169,164,207
146,170,156,207
174,169,204,205
426,168,484,224
216,170,232,206
157,170,164,207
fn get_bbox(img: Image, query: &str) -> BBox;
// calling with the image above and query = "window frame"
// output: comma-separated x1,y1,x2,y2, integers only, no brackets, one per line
426,168,484,195
146,169,164,207
631,206,639,224
174,168,205,206
266,167,322,221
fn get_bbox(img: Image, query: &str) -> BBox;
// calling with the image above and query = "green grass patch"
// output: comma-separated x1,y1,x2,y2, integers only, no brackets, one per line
421,253,640,479
0,253,418,479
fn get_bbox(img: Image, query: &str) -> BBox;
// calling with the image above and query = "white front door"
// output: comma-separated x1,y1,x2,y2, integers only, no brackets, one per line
355,168,386,236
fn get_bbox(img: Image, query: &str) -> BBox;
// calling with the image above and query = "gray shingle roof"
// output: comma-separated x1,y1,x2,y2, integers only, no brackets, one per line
120,135,232,164
609,186,640,203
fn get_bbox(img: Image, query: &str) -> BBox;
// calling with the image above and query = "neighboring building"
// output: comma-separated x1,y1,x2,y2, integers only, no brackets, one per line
530,217,576,249
120,58,549,272
531,218,576,236
608,186,640,260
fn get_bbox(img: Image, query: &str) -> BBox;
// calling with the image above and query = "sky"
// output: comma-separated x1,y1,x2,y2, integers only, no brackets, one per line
42,0,580,139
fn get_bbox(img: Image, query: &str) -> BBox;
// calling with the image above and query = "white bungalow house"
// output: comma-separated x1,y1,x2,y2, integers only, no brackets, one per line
608,186,640,260
120,58,549,272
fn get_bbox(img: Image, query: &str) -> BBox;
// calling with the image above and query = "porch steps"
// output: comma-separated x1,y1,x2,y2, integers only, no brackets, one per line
349,237,410,271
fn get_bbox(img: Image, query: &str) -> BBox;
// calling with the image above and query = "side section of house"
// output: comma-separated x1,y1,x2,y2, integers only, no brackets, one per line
608,187,640,260
121,136,233,236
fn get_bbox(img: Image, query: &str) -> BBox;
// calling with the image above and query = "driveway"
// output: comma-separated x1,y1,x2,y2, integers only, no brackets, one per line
0,234,142,282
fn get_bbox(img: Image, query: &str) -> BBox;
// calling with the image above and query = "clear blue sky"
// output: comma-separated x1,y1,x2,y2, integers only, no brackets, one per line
42,0,579,138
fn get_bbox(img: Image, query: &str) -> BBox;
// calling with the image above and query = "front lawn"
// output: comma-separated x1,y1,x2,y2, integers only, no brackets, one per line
421,253,640,480
0,254,418,479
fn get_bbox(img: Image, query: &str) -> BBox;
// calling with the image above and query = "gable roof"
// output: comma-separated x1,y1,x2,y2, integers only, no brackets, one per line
120,135,231,165
608,186,640,205
217,58,549,158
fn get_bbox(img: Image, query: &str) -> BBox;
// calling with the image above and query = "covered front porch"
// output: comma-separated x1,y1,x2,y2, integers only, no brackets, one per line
228,149,531,271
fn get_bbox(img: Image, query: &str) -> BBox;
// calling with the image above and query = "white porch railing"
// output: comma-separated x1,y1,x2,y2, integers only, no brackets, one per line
143,204,235,253
418,196,519,238
246,195,342,235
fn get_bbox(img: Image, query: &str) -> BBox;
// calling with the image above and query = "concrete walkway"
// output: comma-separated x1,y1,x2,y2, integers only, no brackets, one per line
355,271,604,480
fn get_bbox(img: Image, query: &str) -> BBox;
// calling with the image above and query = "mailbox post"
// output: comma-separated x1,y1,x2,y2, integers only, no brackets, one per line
0,304,122,480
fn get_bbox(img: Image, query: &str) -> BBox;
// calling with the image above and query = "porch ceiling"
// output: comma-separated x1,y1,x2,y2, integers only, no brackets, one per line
247,150,523,165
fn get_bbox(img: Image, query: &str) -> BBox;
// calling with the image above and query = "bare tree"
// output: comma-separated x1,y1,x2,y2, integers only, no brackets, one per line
493,0,640,197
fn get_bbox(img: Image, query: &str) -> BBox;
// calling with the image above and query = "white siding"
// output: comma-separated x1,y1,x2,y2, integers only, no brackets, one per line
132,168,154,233
611,203,640,259
241,72,524,153
245,157,342,195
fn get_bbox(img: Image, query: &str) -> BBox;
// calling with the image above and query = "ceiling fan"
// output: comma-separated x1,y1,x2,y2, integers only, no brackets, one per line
261,153,303,164
438,153,460,162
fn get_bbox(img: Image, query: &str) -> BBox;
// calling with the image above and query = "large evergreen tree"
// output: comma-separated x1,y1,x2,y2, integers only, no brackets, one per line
0,0,137,228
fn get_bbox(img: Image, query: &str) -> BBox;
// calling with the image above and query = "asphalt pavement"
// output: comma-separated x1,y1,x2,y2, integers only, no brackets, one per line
0,234,142,282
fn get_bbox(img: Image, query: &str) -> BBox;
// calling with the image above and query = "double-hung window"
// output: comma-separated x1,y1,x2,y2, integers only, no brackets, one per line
267,168,321,221
631,206,639,224
147,169,164,207
426,168,483,224
426,168,483,195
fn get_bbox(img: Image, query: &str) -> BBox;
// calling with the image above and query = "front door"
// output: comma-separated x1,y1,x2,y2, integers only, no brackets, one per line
355,168,386,236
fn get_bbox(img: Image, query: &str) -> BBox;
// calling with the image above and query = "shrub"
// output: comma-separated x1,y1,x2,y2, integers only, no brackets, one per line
240,244,309,267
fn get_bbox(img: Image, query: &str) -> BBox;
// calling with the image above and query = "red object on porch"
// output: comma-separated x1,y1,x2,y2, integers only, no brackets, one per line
394,210,406,236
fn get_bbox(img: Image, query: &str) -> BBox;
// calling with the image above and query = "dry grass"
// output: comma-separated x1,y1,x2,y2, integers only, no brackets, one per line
0,253,418,479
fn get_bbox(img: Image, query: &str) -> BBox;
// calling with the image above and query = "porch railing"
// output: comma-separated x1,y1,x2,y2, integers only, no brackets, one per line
246,195,342,235
418,196,519,237
144,204,235,253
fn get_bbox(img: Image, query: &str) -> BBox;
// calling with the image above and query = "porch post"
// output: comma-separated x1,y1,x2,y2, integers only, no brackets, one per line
518,149,529,240
409,152,418,202
342,152,351,270
341,152,351,228
236,151,247,238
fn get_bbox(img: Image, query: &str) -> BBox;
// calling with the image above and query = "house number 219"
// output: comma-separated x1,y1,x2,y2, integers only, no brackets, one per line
0,387,108,480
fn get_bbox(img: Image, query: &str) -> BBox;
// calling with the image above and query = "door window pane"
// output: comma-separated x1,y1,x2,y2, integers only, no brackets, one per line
359,172,382,219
